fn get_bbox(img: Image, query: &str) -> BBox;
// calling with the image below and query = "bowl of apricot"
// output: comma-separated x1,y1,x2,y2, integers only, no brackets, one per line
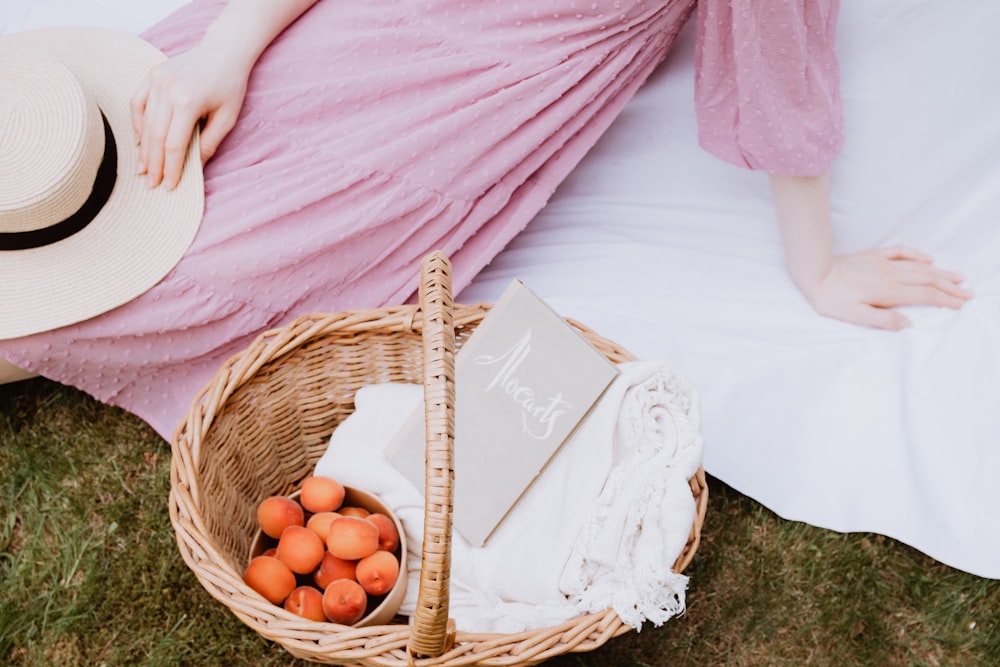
245,475,408,627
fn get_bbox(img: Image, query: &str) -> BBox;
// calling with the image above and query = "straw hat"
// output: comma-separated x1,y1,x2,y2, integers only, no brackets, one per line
0,26,204,339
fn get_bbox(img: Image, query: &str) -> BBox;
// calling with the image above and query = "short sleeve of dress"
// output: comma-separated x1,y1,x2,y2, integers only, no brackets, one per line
694,0,844,176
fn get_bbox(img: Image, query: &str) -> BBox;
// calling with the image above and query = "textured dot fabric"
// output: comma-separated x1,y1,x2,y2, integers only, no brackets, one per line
1,0,842,439
696,0,843,175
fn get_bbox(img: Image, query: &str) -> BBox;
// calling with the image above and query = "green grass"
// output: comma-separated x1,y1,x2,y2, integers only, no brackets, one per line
1,378,997,666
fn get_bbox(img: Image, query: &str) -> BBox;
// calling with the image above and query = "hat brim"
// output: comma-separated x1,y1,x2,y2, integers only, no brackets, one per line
0,26,204,340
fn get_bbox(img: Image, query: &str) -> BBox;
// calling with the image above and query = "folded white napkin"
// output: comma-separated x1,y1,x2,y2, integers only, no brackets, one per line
314,360,703,633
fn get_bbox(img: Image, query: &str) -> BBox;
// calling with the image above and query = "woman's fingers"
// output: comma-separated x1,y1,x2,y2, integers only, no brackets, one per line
129,78,150,152
138,94,204,189
841,248,973,310
138,89,172,188
921,273,974,303
888,284,969,310
129,44,251,188
814,298,911,331
889,259,974,305
888,254,966,284
161,111,202,190
130,81,152,177
805,248,973,330
857,306,912,331
131,60,205,189
198,108,239,164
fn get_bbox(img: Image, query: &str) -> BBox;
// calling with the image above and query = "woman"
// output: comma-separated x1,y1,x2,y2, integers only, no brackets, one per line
0,0,968,438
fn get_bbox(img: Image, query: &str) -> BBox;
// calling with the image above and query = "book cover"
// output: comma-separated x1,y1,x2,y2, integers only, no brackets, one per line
384,279,619,547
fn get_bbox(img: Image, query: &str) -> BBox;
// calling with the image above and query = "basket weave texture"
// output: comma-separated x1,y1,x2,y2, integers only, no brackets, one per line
170,252,708,666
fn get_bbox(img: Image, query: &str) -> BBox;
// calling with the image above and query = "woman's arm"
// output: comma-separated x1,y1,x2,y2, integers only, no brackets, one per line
131,0,321,189
769,171,973,329
697,0,972,329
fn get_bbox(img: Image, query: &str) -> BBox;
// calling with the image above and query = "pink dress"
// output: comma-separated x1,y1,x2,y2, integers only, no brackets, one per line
1,0,841,439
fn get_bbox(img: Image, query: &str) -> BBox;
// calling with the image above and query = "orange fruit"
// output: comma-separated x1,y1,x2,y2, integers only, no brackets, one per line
284,585,326,622
257,496,304,539
300,476,346,513
243,555,297,604
355,550,400,596
276,525,326,574
313,552,358,590
326,516,379,561
305,511,340,543
366,512,400,553
322,578,368,625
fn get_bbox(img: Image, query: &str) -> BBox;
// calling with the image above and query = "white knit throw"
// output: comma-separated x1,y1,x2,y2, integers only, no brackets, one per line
559,364,702,628
315,360,703,633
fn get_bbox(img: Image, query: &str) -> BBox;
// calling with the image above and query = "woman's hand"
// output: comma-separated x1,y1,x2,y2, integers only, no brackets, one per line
768,171,973,330
130,43,253,190
129,0,321,190
799,246,973,330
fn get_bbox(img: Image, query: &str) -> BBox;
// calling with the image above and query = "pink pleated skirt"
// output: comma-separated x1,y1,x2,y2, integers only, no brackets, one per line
1,0,695,437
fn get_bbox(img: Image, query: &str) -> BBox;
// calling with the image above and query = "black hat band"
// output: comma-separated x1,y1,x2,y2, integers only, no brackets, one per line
0,111,117,251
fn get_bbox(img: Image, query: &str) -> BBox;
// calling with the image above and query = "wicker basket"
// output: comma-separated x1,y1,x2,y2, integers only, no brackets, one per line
170,251,708,666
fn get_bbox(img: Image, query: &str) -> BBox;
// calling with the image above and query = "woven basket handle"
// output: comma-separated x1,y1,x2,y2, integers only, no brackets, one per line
407,251,457,660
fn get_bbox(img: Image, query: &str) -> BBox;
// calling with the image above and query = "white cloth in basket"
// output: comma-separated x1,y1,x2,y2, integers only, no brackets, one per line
314,359,703,633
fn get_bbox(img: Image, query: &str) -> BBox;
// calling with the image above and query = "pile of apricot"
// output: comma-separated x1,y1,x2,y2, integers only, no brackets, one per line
243,475,403,625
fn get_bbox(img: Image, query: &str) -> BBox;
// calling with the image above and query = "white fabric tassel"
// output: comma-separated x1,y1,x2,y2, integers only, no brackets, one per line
560,367,702,629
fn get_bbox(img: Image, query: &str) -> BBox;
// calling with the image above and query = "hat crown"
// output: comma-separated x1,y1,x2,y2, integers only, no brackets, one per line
0,25,204,340
0,51,106,234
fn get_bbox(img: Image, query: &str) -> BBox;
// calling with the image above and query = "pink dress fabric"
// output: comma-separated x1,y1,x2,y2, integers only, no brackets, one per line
696,0,843,175
1,0,842,440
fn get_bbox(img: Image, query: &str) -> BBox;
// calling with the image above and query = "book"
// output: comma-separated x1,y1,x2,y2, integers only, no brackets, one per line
384,278,619,547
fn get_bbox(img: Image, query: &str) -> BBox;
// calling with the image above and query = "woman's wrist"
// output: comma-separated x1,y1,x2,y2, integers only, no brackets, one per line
199,0,320,73
198,19,267,76
768,171,835,296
